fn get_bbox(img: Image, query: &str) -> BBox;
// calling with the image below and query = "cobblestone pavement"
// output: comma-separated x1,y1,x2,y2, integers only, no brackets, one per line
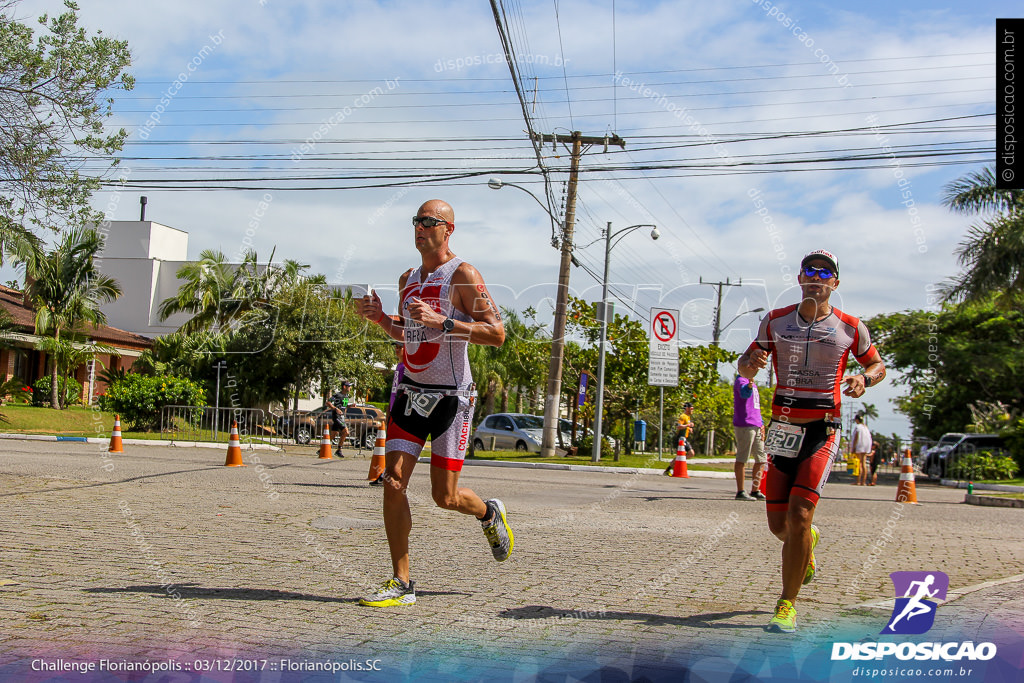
1,440,1021,681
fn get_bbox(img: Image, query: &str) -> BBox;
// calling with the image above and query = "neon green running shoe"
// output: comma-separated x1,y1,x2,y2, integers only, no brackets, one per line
359,577,416,607
803,524,820,585
766,599,797,633
481,499,514,562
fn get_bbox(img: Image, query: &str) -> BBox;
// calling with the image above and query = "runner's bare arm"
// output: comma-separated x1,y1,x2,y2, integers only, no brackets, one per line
356,270,411,342
450,263,505,347
842,348,886,398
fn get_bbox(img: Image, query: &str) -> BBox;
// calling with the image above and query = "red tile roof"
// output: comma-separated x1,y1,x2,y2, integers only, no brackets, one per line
0,284,152,350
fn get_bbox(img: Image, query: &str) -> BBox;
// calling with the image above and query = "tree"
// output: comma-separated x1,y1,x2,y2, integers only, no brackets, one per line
859,403,879,424
157,249,249,333
868,297,1024,438
0,1,133,253
940,166,1024,304
24,225,121,408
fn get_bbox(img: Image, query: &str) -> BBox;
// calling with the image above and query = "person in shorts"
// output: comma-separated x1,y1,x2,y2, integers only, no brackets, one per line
733,375,766,501
738,249,886,633
355,199,512,607
325,381,352,456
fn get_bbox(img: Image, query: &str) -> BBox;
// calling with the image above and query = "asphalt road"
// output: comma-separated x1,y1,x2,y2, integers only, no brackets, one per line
1,440,1021,681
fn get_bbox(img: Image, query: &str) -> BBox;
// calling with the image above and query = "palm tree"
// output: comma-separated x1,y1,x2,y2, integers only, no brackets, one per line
158,249,248,333
24,226,122,408
940,166,1024,303
860,402,879,425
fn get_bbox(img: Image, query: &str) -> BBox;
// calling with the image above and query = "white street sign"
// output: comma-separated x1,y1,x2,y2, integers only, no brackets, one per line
648,308,679,386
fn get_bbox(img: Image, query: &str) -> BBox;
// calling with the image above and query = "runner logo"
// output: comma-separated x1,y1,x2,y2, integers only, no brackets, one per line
882,571,948,635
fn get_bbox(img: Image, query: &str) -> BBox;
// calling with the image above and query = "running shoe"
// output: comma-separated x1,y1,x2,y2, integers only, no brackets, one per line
358,577,415,607
368,474,385,487
481,499,514,562
803,524,820,585
750,490,767,501
736,490,755,501
766,599,797,633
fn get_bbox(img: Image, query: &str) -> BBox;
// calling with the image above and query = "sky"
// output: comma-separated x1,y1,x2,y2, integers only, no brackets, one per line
10,0,1017,438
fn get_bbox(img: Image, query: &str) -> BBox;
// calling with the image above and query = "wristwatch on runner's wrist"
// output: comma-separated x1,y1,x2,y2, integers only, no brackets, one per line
442,317,455,333
862,373,872,388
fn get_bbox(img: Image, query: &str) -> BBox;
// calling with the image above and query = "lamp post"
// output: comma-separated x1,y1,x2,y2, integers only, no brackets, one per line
591,222,659,462
488,177,572,458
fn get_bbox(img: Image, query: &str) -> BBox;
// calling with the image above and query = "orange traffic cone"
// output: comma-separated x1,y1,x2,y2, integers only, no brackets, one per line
318,422,333,460
895,447,919,504
758,461,769,496
367,425,386,481
224,421,245,467
671,437,689,478
108,415,124,453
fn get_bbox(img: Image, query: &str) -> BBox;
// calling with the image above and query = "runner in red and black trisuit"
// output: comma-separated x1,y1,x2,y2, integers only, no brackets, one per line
738,249,886,634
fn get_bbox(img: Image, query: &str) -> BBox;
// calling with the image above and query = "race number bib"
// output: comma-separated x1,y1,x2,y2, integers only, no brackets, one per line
765,421,805,458
406,391,443,418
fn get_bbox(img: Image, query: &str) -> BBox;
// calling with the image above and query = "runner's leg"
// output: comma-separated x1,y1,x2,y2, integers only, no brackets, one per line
383,450,418,583
430,466,488,518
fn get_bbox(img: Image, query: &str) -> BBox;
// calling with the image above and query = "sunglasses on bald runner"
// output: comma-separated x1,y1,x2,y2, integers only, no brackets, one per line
412,216,452,228
801,265,836,280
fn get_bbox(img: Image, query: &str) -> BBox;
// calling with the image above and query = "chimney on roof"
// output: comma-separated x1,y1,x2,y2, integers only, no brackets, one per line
140,196,148,221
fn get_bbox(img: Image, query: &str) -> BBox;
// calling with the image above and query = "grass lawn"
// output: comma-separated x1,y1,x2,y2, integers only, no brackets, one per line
468,448,731,470
0,404,241,442
979,492,1024,500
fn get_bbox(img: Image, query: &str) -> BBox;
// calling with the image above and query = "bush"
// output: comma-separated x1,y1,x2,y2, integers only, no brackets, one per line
948,451,1020,481
579,434,615,460
0,378,33,405
98,374,206,431
31,376,82,407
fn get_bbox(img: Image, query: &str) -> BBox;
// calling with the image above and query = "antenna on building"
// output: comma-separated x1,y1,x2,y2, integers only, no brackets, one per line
140,196,148,221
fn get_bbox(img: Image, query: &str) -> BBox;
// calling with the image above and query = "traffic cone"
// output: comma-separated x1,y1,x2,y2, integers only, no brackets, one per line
318,422,333,460
224,421,245,467
895,447,919,504
758,461,768,495
367,425,386,482
108,415,124,453
671,437,689,478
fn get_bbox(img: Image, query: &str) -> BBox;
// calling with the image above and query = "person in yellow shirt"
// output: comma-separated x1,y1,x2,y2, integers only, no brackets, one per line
664,402,695,474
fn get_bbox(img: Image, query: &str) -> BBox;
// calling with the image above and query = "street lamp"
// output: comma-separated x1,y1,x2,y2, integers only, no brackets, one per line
715,307,766,344
489,177,573,458
591,222,659,462
487,178,560,242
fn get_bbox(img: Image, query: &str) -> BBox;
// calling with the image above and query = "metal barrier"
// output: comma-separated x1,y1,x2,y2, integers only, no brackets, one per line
160,405,288,446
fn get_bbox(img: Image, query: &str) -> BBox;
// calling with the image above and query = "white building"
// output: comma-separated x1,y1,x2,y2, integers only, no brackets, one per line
94,219,192,338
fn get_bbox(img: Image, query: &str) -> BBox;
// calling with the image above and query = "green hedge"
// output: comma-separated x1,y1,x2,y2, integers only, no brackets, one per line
98,374,206,431
31,376,82,407
948,451,1020,481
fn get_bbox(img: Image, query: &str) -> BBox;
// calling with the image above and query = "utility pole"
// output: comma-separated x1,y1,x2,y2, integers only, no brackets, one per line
533,131,625,457
700,276,742,456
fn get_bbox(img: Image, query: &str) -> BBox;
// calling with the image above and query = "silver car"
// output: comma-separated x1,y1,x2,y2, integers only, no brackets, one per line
472,413,545,452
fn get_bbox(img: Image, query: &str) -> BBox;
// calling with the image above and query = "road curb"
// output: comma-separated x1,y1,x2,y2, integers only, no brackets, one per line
964,493,1024,508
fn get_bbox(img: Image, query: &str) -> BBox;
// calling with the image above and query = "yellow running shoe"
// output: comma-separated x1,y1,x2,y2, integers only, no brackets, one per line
766,599,797,633
359,577,416,607
481,499,514,561
803,524,820,585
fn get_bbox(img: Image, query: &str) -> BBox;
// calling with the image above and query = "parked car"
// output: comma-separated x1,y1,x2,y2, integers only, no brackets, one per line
472,413,616,453
923,433,1008,479
273,409,316,444
558,418,617,450
473,413,546,452
308,404,386,449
